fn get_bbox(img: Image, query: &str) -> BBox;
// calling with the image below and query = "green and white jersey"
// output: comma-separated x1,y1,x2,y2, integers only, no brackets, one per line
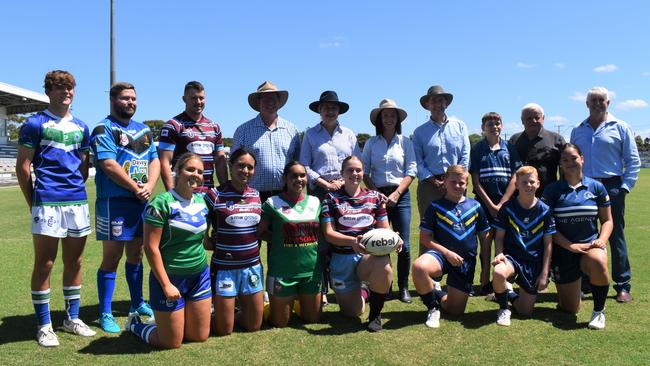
261,194,321,278
145,190,209,275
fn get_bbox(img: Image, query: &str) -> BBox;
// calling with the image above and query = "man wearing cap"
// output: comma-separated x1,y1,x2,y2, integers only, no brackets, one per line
509,103,565,197
412,85,470,249
158,81,227,191
570,87,640,303
233,81,301,202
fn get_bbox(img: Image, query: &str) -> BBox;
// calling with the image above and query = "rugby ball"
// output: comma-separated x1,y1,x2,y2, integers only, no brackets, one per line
361,228,400,256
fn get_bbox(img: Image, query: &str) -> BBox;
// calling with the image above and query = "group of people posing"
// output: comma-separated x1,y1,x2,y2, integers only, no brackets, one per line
17,70,640,348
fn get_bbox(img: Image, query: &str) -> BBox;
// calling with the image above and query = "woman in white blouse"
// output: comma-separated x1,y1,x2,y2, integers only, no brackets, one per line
361,98,417,303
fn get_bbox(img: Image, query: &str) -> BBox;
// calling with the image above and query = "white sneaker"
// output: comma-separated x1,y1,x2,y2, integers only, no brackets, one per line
496,309,511,326
36,325,59,347
125,312,142,332
588,310,605,330
433,280,442,292
506,282,514,292
425,308,440,328
63,318,96,337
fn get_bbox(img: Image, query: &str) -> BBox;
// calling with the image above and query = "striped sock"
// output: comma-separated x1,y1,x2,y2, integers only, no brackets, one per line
132,323,156,344
63,285,81,321
125,262,144,309
32,289,51,326
97,269,116,314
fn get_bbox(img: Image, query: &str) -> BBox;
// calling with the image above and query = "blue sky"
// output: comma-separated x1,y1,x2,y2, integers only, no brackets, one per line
3,1,649,140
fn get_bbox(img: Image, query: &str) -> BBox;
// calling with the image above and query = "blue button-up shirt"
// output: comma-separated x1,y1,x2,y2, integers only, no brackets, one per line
570,114,640,192
232,114,301,192
361,134,417,188
299,122,361,188
412,117,470,180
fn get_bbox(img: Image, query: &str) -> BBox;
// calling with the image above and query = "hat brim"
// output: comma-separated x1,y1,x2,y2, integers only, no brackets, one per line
419,93,453,110
309,101,349,114
370,107,407,125
248,90,289,112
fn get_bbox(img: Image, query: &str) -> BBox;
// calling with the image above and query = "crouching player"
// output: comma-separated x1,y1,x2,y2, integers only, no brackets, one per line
412,165,490,328
491,166,555,326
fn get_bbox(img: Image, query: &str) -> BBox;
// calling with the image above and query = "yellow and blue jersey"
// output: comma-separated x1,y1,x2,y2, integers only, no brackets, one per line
420,197,490,258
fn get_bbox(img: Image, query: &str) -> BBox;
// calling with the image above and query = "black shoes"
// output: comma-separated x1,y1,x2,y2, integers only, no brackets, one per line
399,288,412,304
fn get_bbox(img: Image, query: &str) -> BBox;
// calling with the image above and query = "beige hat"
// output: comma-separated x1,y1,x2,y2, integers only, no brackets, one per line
248,81,289,112
419,85,453,110
370,98,407,125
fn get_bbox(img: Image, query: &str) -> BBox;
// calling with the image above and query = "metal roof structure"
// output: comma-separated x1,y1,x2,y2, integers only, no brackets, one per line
0,82,48,116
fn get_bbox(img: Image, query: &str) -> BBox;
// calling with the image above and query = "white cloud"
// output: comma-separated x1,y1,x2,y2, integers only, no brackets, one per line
616,99,648,110
516,62,536,69
554,63,566,69
570,91,586,101
548,115,568,124
319,41,341,49
593,64,618,73
608,90,617,99
642,71,650,77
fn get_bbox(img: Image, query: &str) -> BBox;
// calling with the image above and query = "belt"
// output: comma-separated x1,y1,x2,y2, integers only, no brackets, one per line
594,176,621,184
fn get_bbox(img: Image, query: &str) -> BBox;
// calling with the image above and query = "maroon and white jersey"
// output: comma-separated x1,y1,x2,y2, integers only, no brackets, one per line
205,182,262,270
320,188,388,254
158,112,225,187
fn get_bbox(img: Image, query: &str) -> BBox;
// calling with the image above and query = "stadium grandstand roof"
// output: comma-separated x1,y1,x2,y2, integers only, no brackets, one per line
0,81,48,115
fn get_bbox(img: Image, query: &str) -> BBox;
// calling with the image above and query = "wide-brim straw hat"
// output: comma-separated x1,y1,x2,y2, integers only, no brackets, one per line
419,85,453,109
309,90,349,114
248,81,289,112
369,98,407,125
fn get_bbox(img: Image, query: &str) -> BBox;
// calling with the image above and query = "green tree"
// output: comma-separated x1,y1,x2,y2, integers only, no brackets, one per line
223,137,233,147
6,114,30,141
357,133,371,150
635,135,644,151
143,120,165,141
469,133,483,147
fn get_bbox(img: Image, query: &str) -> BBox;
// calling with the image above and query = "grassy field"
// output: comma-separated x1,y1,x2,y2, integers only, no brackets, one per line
1,171,649,365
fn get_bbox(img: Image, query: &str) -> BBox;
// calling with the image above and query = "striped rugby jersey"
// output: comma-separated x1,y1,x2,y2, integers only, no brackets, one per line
18,110,90,205
469,138,521,202
321,188,388,253
205,182,261,270
158,112,224,188
493,198,555,261
420,197,490,258
542,177,610,244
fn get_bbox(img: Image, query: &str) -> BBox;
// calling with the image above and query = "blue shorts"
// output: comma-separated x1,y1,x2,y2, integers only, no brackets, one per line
149,266,211,312
95,197,146,241
330,252,363,294
211,263,264,297
427,250,476,294
551,245,583,285
506,255,542,295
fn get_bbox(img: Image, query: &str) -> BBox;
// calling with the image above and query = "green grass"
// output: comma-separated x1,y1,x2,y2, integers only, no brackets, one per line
1,171,649,365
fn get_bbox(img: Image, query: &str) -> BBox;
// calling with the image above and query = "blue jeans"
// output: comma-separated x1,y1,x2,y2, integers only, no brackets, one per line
603,180,631,293
385,189,412,290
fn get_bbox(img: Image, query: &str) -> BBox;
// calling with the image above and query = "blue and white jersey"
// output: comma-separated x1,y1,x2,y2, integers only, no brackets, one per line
493,198,555,261
420,197,490,258
91,116,158,199
469,138,521,202
542,177,610,244
18,110,90,206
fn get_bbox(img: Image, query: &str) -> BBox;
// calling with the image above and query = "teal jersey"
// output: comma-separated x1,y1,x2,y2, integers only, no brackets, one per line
145,190,208,275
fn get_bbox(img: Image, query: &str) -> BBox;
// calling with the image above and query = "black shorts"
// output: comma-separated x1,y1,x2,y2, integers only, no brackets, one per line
551,245,582,284
506,255,542,294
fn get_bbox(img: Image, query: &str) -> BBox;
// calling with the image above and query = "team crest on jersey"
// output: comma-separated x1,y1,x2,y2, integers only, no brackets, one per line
111,219,124,237
186,129,194,138
584,191,596,200
47,216,57,227
160,129,169,137
74,132,82,142
226,201,235,210
523,217,530,224
248,273,260,287
119,133,129,146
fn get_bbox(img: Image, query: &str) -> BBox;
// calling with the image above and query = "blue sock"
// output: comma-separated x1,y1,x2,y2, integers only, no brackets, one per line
63,285,81,321
125,262,144,309
97,269,116,314
132,323,156,344
32,289,51,326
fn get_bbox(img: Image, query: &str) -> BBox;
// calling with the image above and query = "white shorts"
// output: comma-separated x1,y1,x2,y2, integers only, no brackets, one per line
32,204,91,238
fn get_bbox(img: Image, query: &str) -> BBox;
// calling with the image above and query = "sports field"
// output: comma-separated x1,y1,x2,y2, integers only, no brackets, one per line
1,171,649,365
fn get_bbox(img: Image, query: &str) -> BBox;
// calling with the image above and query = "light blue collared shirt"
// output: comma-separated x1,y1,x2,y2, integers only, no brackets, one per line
361,134,417,188
232,114,300,192
570,114,641,192
412,117,470,180
299,122,361,188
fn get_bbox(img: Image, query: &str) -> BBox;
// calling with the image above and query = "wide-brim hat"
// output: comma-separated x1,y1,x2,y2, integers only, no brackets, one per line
309,90,349,114
370,98,407,125
248,81,289,112
419,85,453,109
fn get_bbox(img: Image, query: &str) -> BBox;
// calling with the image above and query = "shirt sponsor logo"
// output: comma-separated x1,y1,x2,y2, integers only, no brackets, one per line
119,133,129,146
225,213,261,227
218,280,234,290
338,214,373,228
187,141,215,155
47,216,57,227
160,129,169,137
